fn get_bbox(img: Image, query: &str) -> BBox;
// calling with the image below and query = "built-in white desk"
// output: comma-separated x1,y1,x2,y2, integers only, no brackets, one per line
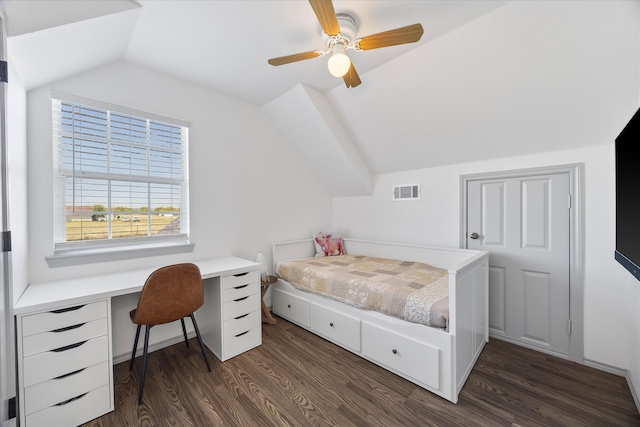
14,256,261,427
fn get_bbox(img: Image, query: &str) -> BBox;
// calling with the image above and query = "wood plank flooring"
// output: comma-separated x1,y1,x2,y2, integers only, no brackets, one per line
82,317,640,426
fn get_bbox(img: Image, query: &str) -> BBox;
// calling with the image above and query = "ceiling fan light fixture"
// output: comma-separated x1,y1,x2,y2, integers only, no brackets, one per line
327,44,351,77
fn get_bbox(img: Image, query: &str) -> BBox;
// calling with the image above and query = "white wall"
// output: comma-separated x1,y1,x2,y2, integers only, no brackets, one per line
7,59,28,305
333,144,636,373
24,61,332,357
629,19,640,410
327,0,640,175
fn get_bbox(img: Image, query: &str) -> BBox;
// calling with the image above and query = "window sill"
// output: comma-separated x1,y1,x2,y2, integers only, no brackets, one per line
45,243,195,268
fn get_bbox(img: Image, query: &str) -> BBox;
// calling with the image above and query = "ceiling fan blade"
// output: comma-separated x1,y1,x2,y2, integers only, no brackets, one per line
309,0,340,36
343,62,361,88
268,51,323,66
355,23,424,51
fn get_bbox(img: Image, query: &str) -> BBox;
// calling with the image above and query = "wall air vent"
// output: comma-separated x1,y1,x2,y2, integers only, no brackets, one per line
392,184,420,201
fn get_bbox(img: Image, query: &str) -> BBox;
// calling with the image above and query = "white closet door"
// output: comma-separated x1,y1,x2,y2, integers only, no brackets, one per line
467,173,570,358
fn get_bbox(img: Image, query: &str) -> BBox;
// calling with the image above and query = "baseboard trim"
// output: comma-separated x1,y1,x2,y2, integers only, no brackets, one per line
112,331,197,365
583,358,627,377
489,334,570,360
625,369,640,414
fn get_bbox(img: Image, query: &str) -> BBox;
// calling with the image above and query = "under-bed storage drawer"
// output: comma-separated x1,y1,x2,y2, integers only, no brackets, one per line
361,322,440,390
310,303,360,352
273,288,310,327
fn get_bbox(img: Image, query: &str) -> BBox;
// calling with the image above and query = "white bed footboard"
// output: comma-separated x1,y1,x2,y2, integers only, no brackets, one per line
271,238,488,403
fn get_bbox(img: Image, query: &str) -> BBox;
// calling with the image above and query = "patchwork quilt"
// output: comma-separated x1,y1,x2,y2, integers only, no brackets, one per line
276,254,450,329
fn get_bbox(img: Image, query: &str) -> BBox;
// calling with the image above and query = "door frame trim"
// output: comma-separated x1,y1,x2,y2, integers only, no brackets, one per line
460,163,584,363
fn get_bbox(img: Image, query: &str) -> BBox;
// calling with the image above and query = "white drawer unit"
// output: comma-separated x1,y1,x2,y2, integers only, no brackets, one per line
14,256,262,426
273,288,310,327
309,303,361,352
361,321,440,390
203,269,261,361
16,299,114,427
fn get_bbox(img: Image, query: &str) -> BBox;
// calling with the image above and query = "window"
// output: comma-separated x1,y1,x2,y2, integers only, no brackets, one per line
51,96,190,256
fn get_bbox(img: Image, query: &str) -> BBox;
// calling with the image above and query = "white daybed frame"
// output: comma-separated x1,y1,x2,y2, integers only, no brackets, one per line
272,238,489,404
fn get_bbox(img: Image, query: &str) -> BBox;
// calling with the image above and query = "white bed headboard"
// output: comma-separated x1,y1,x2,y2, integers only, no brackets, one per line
272,238,486,272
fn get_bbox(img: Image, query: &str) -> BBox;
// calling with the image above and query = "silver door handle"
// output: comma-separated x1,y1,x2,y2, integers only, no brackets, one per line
469,232,479,239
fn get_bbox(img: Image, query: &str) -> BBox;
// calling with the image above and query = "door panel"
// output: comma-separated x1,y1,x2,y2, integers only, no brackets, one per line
488,267,506,334
523,270,551,345
481,182,505,246
467,173,570,357
522,179,549,249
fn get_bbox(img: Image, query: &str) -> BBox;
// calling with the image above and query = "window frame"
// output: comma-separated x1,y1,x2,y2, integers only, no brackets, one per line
47,92,193,267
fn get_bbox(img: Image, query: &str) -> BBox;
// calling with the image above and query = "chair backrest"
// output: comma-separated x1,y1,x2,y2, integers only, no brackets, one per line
131,263,204,326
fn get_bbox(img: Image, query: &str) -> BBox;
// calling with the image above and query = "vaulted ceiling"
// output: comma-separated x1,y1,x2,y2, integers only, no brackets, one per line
4,1,639,190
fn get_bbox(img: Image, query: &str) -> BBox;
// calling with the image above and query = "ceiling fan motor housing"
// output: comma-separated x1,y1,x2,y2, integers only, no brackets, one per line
322,13,357,49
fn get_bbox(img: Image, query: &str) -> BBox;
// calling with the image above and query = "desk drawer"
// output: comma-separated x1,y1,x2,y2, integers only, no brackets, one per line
222,270,259,290
26,384,111,427
223,281,259,302
22,301,108,337
223,326,260,359
22,318,108,357
224,310,260,339
24,361,110,416
23,335,109,388
223,294,260,321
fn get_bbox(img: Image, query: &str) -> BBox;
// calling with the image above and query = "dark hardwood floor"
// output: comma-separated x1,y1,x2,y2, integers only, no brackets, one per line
83,317,640,426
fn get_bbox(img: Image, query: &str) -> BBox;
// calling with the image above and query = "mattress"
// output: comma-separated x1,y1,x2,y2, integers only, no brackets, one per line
276,254,450,329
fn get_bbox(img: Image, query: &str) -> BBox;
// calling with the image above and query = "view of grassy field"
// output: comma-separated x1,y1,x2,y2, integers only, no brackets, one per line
66,215,178,241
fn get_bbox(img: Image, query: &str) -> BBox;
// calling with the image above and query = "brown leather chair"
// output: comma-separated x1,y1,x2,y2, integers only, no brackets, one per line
129,263,211,404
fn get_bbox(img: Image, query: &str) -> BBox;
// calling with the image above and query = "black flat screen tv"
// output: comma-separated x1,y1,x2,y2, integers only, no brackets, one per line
615,107,640,281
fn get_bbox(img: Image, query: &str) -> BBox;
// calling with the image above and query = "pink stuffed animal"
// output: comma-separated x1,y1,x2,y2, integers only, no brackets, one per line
315,233,344,256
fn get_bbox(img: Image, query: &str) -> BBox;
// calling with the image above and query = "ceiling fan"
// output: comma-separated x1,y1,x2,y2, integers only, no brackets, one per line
267,0,424,88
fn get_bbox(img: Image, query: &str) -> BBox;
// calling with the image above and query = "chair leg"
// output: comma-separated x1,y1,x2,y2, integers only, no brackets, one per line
180,318,189,348
138,325,152,405
129,324,141,371
190,313,211,372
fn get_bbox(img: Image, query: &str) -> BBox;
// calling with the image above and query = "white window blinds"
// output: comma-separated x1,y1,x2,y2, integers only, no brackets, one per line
52,97,190,253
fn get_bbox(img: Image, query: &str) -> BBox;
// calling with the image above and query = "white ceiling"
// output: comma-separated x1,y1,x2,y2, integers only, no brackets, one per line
4,0,507,106
4,1,638,179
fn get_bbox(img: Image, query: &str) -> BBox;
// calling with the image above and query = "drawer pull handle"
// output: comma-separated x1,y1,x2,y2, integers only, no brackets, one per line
234,313,249,320
392,349,398,355
52,340,87,352
329,322,334,327
234,284,249,290
233,272,249,277
55,392,88,407
50,305,85,314
51,323,85,333
234,296,249,302
287,304,291,309
54,368,86,380
234,330,249,338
